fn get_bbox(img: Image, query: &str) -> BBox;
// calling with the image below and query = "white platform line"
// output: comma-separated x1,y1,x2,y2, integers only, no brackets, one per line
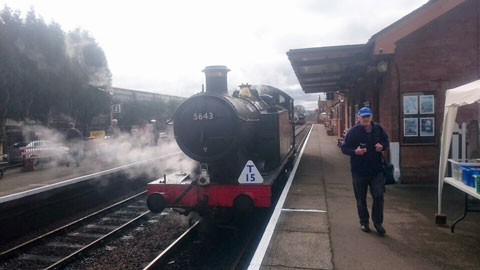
248,125,314,270
0,152,182,204
282,208,327,213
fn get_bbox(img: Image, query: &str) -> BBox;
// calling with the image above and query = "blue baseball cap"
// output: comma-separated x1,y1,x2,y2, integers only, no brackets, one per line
357,107,372,116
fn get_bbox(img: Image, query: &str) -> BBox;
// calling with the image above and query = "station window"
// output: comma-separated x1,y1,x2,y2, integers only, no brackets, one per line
401,92,435,144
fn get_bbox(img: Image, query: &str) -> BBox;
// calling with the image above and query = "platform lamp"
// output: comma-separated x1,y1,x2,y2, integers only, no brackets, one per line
377,60,388,73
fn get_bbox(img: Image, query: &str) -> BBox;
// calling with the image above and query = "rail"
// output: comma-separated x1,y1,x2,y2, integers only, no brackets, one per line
143,221,200,270
0,192,149,269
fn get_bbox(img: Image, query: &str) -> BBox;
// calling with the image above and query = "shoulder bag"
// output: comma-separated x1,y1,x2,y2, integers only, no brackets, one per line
381,154,396,185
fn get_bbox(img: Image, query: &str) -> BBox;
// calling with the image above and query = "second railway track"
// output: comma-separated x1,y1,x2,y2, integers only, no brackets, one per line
0,192,151,269
0,190,197,270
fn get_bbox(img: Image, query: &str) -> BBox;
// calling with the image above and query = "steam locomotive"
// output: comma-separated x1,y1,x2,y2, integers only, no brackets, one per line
294,114,306,125
146,66,296,215
294,105,306,125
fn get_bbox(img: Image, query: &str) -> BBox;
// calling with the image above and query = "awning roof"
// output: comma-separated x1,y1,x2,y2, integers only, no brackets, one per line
287,44,371,94
438,78,480,214
445,79,480,107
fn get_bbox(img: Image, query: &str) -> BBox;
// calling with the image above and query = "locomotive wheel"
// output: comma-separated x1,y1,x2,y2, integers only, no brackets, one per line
147,193,167,213
233,194,254,212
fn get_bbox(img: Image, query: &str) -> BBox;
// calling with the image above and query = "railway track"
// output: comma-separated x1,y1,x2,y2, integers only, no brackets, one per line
143,220,200,270
156,124,312,270
143,125,310,270
0,191,200,269
295,124,307,137
0,192,150,269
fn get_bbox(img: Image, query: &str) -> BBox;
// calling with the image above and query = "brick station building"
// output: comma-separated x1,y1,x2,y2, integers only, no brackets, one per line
288,0,480,183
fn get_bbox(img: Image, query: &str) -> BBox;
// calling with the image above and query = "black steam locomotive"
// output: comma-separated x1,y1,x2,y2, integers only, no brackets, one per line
147,66,296,213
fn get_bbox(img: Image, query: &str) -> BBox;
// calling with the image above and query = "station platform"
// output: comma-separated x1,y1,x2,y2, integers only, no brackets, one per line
0,158,119,197
0,149,182,200
250,124,480,270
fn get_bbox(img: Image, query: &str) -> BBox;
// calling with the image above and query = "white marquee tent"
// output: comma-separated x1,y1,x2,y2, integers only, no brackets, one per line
437,79,480,218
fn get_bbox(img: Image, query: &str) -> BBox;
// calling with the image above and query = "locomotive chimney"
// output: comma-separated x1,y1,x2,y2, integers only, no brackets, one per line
202,65,230,94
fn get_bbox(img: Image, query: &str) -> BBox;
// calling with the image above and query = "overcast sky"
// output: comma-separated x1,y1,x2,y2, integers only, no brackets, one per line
3,0,426,110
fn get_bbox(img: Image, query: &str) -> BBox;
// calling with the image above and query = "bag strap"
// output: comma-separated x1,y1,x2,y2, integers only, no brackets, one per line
381,152,387,163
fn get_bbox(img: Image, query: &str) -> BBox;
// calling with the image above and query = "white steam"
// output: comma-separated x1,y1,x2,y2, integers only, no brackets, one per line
64,33,111,88
19,124,197,180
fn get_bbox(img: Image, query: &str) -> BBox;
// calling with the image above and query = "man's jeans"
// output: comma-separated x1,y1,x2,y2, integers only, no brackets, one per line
352,172,385,226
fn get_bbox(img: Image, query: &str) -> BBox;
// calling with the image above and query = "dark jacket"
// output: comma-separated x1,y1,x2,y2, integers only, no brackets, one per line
341,122,389,176
66,128,82,142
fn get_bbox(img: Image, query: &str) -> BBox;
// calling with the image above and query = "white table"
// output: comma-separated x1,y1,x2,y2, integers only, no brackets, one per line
443,177,480,232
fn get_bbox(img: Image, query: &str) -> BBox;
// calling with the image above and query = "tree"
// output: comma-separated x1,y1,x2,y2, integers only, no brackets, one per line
0,6,112,152
65,29,112,132
0,7,24,153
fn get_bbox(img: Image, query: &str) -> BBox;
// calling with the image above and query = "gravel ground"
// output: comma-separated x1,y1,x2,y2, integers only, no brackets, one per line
160,210,271,270
65,209,190,270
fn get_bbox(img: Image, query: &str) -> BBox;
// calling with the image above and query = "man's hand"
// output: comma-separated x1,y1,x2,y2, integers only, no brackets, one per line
375,143,383,152
355,146,367,155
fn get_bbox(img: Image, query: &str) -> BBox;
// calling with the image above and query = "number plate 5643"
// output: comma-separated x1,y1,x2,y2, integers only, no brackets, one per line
193,112,214,120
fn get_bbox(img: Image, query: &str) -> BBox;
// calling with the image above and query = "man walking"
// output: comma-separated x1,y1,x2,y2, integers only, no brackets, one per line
65,122,83,167
341,107,389,236
107,119,121,139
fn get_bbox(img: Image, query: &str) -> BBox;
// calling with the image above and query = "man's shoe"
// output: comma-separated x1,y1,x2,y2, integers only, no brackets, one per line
374,224,386,236
360,224,370,233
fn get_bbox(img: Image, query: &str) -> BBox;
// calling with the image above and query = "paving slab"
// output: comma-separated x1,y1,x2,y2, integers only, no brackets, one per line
289,183,325,196
277,211,329,233
284,194,327,210
262,231,332,270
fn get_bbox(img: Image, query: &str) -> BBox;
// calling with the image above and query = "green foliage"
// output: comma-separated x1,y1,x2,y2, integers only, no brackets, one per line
0,6,112,141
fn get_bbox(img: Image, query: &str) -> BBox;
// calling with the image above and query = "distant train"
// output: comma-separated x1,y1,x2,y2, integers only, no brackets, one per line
294,105,306,125
294,114,306,125
147,66,296,215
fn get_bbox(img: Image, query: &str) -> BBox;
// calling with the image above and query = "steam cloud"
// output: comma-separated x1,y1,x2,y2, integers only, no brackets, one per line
18,124,197,181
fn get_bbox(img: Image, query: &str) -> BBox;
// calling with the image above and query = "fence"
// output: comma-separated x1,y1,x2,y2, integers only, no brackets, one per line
450,122,467,161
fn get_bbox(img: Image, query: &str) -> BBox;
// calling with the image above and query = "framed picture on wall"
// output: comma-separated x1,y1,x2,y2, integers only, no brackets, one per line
420,117,435,136
403,95,418,115
420,95,434,114
404,118,418,137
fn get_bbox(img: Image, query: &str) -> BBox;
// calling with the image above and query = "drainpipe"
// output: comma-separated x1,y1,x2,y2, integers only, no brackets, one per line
392,60,402,183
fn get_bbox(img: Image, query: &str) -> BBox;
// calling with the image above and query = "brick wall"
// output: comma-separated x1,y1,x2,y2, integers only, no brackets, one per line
381,0,480,182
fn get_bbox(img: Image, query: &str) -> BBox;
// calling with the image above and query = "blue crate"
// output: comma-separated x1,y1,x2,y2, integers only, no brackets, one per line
448,159,480,180
460,166,480,187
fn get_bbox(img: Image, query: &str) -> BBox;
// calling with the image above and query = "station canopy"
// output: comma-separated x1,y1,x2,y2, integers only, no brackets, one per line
287,44,371,94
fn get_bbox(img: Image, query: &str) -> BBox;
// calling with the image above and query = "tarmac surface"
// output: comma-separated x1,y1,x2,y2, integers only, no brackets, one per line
259,124,480,270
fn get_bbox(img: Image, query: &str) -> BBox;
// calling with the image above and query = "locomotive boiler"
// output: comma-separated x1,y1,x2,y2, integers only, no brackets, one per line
147,65,296,214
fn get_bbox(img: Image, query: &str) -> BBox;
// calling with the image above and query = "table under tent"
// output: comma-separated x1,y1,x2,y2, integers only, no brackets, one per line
437,79,480,232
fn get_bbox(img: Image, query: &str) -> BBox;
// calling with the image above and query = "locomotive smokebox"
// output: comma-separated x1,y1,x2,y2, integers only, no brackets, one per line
202,65,230,94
